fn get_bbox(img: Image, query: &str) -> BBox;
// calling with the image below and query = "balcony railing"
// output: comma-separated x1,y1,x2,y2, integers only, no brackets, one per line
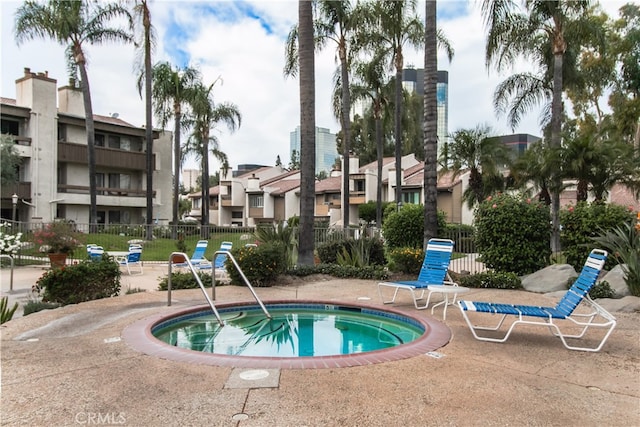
58,184,154,197
58,142,150,170
1,182,31,199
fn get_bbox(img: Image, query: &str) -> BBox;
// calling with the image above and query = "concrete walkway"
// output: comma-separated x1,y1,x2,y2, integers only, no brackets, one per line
1,265,639,426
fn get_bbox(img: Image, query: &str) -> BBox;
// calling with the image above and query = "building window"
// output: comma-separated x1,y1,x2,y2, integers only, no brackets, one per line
0,119,19,136
402,191,420,205
108,135,120,149
249,194,264,208
232,211,243,219
96,173,105,195
192,198,201,209
109,211,121,224
354,179,365,193
95,133,105,147
57,124,67,141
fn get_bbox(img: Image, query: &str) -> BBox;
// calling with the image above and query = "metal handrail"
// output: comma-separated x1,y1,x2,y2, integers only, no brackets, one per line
213,251,271,320
0,255,14,291
167,252,224,326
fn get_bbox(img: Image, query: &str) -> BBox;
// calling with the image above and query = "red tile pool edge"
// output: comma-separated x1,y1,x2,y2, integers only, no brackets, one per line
122,299,451,369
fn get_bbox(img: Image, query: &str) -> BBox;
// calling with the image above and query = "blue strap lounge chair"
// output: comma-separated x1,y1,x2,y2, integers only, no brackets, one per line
458,249,616,352
115,246,143,275
88,245,104,261
213,241,233,270
378,238,457,309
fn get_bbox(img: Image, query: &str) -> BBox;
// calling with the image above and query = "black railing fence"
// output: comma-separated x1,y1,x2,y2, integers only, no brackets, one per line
1,220,485,273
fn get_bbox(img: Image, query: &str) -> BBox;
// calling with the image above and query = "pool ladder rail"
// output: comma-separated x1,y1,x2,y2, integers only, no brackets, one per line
167,251,271,326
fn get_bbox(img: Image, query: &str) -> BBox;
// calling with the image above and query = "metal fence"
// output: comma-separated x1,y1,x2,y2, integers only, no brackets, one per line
1,220,485,273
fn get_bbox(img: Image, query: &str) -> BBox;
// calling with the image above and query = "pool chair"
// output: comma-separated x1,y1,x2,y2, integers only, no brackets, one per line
88,246,105,261
378,238,457,309
458,249,616,352
179,240,211,269
213,241,233,270
115,246,143,275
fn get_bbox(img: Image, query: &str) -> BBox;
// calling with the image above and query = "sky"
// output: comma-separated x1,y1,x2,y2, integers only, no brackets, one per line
0,0,628,172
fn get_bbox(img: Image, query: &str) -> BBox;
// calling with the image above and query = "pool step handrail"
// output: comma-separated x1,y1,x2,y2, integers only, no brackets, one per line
213,250,272,320
167,252,224,326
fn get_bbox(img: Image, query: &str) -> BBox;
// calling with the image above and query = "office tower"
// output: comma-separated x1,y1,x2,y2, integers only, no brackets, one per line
289,126,339,175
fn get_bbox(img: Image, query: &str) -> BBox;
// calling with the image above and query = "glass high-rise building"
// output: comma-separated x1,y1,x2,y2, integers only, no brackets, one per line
402,69,449,163
289,126,339,174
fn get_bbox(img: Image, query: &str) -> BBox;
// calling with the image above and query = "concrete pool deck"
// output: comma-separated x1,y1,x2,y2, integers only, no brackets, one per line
1,265,639,426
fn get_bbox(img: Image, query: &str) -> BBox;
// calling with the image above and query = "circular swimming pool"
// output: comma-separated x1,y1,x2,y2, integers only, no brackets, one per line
123,300,451,369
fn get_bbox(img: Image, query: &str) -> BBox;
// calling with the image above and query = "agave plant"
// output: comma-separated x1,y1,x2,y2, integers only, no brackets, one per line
254,222,298,269
0,296,18,324
593,221,640,297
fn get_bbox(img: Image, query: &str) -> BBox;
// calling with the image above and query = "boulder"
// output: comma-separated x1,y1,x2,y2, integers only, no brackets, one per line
597,295,640,313
601,265,631,298
521,264,577,293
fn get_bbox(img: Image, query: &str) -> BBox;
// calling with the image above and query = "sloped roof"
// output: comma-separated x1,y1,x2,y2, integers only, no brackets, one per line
268,179,301,196
609,184,640,210
315,176,341,193
261,169,299,186
359,157,395,172
1,97,17,105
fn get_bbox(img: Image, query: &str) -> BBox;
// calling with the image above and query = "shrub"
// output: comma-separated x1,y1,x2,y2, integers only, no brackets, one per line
317,237,385,266
387,247,425,275
560,202,633,271
255,222,298,268
35,257,121,305
286,263,389,281
157,271,213,291
592,220,640,296
457,271,522,289
227,242,287,287
474,194,551,275
358,201,393,224
588,280,616,300
382,204,447,250
23,300,61,316
0,296,18,324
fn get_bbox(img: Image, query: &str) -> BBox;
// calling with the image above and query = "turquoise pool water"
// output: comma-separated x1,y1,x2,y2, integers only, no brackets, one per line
152,303,424,358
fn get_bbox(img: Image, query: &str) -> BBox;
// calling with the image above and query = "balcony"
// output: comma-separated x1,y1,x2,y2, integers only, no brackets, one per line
349,191,366,205
1,182,31,200
58,142,150,170
58,184,153,197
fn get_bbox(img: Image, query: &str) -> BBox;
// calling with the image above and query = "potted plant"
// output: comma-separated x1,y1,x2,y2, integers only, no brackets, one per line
32,221,83,268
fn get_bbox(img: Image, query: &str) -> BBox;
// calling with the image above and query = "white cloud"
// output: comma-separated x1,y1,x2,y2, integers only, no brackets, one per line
2,0,629,173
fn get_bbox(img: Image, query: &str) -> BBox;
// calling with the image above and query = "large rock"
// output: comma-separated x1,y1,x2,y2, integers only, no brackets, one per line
597,295,640,313
521,264,577,293
601,264,631,298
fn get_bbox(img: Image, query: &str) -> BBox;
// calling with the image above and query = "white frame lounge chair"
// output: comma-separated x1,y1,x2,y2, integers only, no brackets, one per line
378,238,457,310
458,249,616,352
115,246,143,276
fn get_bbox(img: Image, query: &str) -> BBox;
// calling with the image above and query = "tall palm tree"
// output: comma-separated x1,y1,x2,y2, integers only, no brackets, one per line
15,0,133,228
132,0,155,239
370,0,424,210
349,52,391,228
447,125,511,208
286,0,359,230
482,0,594,252
423,0,438,247
296,0,316,266
185,80,240,237
510,140,554,204
150,61,202,236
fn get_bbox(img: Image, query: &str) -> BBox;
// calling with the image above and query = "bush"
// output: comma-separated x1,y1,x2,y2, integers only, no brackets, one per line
387,247,424,275
157,271,213,291
382,204,447,250
457,271,522,289
592,220,640,296
588,280,616,300
286,263,389,281
317,237,385,266
23,300,61,316
474,194,551,275
227,242,287,287
1,296,18,324
560,202,633,271
358,201,393,224
35,257,121,305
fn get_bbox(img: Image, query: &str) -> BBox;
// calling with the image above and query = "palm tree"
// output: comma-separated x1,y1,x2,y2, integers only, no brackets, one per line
150,61,202,236
447,125,511,208
132,0,155,240
185,80,240,237
286,0,359,230
510,140,554,204
481,0,595,252
296,0,316,266
15,0,133,228
423,0,438,247
349,52,391,228
370,0,424,210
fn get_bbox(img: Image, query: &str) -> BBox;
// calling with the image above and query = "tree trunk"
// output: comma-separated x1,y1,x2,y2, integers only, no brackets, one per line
550,49,564,253
423,0,438,249
201,130,210,239
394,54,404,210
77,60,97,232
298,0,316,266
375,110,383,229
172,108,181,239
144,6,154,241
340,48,351,230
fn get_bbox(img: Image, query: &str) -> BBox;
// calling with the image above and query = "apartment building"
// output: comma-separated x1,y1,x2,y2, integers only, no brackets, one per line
0,68,172,225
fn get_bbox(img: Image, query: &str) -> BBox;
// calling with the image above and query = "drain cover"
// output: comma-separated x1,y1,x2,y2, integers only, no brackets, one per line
239,369,270,380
